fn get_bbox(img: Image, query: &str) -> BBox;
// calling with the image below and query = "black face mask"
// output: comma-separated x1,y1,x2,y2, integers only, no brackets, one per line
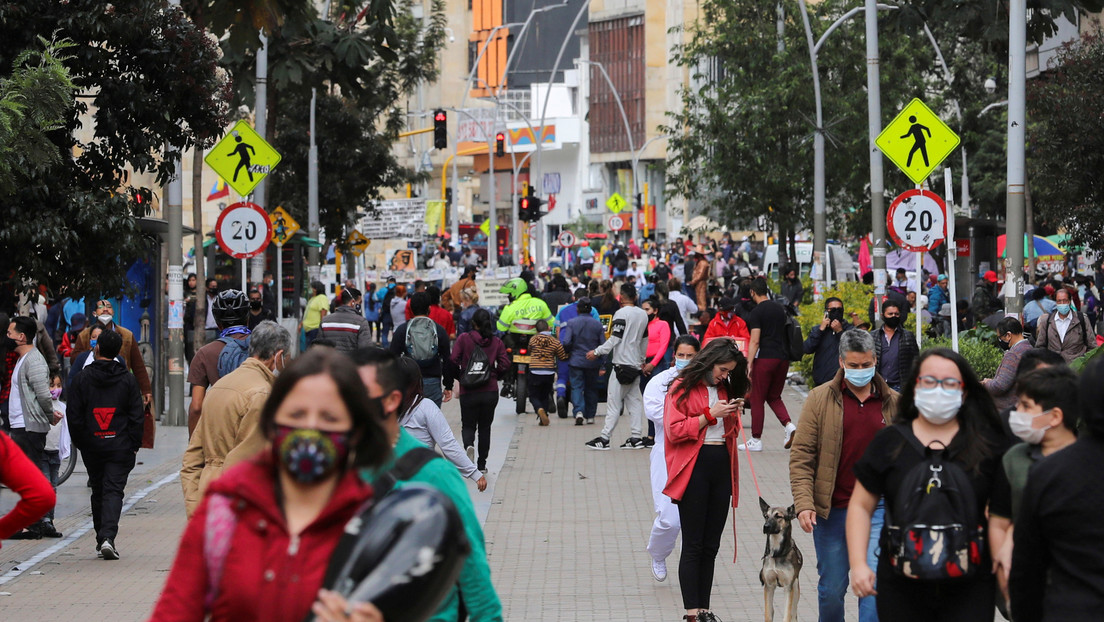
207,288,218,296
998,336,1010,351
883,315,901,329
250,300,262,310
827,308,844,322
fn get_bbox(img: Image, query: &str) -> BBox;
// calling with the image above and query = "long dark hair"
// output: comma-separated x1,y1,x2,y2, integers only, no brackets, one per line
396,355,424,424
672,338,750,412
896,348,1002,474
260,348,390,471
471,308,494,339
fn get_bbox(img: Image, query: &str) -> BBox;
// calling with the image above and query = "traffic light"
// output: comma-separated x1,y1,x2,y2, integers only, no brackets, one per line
635,193,642,211
519,196,531,222
495,132,505,157
444,187,453,208
433,109,447,149
133,187,153,213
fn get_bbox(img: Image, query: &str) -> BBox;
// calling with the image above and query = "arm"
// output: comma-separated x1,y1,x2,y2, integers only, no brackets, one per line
66,379,86,450
643,371,668,424
1034,315,1049,350
358,323,374,350
127,339,152,397
0,433,56,540
1010,475,1048,622
592,318,624,357
552,338,569,361
388,324,405,355
29,356,54,416
648,322,670,368
422,403,480,482
180,425,206,517
663,386,737,443
747,328,761,372
188,385,206,435
148,495,211,622
845,481,880,597
439,325,455,391
788,397,821,530
985,351,1018,394
803,325,824,355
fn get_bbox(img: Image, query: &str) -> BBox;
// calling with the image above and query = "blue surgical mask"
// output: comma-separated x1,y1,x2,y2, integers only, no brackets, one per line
674,358,691,371
844,366,876,387
90,339,98,349
1057,303,1071,315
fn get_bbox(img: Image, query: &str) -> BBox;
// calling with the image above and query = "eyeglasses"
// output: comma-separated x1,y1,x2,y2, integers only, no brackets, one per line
916,376,963,391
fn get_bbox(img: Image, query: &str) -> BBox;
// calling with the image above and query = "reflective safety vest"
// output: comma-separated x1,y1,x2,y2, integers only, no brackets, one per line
496,294,554,335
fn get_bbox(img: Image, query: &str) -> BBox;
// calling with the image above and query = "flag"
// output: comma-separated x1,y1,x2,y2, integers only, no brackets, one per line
206,177,229,201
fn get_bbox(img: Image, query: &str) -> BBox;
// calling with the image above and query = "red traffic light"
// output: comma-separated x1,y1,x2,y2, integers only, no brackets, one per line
495,132,506,157
520,197,529,209
496,132,504,141
434,111,446,122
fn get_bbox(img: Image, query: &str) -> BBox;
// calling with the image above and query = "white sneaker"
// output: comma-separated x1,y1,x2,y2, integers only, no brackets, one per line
783,422,798,449
466,446,476,463
651,558,668,582
737,437,763,452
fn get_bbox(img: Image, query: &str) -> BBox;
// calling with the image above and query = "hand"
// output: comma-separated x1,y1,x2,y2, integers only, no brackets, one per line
797,509,817,534
51,410,64,426
709,399,740,419
642,363,654,375
830,320,843,333
850,563,878,598
994,536,1013,605
598,368,606,376
585,350,597,361
476,475,487,492
819,314,830,331
442,389,453,403
143,393,152,407
311,589,383,622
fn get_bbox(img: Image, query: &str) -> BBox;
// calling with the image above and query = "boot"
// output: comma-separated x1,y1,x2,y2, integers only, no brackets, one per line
556,395,569,418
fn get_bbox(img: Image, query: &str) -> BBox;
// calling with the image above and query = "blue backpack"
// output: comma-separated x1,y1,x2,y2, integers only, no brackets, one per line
217,336,250,377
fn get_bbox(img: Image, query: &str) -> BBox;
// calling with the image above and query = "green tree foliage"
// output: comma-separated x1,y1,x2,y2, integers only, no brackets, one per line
792,280,874,384
1027,34,1104,256
0,1,231,297
665,0,928,247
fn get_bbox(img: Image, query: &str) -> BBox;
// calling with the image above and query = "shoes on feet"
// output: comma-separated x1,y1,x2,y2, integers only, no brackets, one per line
537,408,549,426
9,529,41,540
575,414,584,426
466,446,476,464
620,437,646,450
783,422,797,449
556,396,569,418
99,539,119,561
547,397,557,415
41,520,63,538
697,612,723,622
642,437,655,448
585,436,610,450
651,558,667,582
737,437,763,452
586,418,596,424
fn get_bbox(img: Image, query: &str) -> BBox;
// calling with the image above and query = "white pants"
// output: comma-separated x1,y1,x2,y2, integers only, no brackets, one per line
646,429,680,562
600,374,643,439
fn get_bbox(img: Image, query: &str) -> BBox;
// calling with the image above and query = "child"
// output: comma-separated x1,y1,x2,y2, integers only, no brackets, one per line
42,372,70,538
527,319,568,426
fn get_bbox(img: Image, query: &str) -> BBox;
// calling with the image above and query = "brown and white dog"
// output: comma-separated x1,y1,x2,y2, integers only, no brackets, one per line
758,498,803,622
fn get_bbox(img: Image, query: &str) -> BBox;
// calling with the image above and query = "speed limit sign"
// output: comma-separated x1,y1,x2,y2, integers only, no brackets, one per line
216,202,272,259
887,189,946,252
558,230,576,248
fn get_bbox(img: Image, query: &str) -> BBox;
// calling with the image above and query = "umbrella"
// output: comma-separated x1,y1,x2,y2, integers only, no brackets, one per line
1045,233,1083,252
997,234,1065,260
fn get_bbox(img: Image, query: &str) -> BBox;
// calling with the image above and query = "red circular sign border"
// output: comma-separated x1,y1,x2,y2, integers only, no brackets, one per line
886,189,947,253
215,201,273,259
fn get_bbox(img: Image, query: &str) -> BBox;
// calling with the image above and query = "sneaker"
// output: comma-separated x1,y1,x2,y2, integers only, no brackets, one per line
537,408,549,426
737,437,763,452
783,422,797,449
586,418,596,425
556,396,569,418
651,558,668,582
585,436,611,451
642,437,655,448
547,397,557,415
41,520,63,538
697,612,723,622
575,414,584,426
100,539,119,561
620,437,646,450
466,446,476,464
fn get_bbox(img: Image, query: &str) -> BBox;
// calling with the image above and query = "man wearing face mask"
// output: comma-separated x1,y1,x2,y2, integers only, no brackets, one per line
180,321,290,517
65,329,143,559
701,297,750,350
6,317,58,506
259,271,278,318
869,300,917,393
203,278,220,342
988,365,1078,614
982,317,1033,412
245,289,276,330
803,297,853,386
353,348,504,622
790,330,896,622
68,299,153,407
1035,288,1097,363
319,287,373,354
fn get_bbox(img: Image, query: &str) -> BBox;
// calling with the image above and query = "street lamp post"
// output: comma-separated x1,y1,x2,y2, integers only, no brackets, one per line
1006,0,1027,314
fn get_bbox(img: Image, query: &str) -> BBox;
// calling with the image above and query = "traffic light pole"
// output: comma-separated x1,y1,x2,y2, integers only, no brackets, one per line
165,0,184,426
865,0,888,305
1005,0,1027,315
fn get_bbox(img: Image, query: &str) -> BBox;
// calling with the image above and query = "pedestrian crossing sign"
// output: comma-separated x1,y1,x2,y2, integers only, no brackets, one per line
205,120,282,197
875,98,959,185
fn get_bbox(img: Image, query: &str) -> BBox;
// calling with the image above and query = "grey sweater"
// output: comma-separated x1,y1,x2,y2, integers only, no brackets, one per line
593,304,649,368
15,348,54,433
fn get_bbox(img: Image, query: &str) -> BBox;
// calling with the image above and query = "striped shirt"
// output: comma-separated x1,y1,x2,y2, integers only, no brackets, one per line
528,333,567,373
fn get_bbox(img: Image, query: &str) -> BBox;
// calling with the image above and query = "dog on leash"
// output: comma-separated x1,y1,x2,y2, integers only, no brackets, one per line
759,498,803,622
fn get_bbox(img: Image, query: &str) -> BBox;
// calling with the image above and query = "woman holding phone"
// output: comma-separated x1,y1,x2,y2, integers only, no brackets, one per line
663,338,750,622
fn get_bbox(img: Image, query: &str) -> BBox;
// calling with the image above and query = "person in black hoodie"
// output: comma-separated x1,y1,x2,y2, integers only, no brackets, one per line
66,329,143,560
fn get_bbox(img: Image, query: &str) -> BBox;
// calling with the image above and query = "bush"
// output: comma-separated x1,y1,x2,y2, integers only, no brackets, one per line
1071,346,1104,373
920,336,1004,380
792,281,875,386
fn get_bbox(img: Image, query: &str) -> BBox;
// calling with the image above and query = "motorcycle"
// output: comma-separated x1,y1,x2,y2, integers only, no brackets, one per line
499,333,531,415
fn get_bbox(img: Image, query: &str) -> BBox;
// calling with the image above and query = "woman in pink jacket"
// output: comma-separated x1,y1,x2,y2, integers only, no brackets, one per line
663,338,749,622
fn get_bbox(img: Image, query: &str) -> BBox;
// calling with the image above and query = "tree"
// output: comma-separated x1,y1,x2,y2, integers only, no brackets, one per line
0,1,231,297
1027,33,1104,255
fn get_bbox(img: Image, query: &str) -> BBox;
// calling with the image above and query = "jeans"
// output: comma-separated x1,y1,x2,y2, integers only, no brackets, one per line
812,503,885,622
568,366,600,420
83,450,137,545
422,376,443,408
459,391,498,471
305,328,320,346
528,372,554,413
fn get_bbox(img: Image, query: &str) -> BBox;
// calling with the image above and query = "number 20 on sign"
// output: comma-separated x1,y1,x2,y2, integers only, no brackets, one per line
887,189,946,253
216,202,272,259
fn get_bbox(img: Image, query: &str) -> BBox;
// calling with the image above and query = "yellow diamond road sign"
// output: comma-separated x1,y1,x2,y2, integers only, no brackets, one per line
876,98,960,185
269,206,300,246
205,120,282,197
346,230,370,256
606,193,627,214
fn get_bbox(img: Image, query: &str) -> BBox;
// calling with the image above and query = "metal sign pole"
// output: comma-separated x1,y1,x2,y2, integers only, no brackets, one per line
276,243,283,320
945,169,960,352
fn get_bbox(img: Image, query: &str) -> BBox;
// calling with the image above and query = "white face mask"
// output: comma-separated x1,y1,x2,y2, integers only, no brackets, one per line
914,387,963,425
98,314,113,324
1009,409,1052,445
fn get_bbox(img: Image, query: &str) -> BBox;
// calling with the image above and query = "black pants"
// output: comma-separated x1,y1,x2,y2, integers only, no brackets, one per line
876,562,996,621
9,427,51,524
459,391,498,471
83,450,137,545
528,373,554,413
676,444,732,610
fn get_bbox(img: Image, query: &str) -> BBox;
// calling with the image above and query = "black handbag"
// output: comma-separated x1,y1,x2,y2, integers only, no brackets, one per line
613,364,641,385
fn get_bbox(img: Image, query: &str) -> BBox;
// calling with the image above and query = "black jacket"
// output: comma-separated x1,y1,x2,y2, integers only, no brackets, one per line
803,321,853,386
869,326,919,386
67,359,144,454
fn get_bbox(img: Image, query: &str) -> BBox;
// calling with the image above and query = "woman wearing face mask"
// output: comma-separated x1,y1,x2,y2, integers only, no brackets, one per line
151,348,391,622
981,317,1032,412
663,338,750,622
846,348,1007,621
643,335,700,584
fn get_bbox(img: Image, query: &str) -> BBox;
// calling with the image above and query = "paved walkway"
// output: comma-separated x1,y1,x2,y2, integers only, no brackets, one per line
0,381,859,621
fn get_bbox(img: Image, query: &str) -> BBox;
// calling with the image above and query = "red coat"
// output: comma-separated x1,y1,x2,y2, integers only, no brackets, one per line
0,431,54,542
703,313,750,353
149,454,372,622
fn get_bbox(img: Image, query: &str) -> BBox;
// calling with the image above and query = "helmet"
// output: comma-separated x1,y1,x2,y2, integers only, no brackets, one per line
212,289,249,327
499,278,528,301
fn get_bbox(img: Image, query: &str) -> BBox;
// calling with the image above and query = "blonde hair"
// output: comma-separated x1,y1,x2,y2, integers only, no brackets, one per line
460,287,479,304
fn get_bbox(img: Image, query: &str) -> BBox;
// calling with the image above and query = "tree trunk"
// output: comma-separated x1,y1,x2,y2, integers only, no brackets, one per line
192,148,207,352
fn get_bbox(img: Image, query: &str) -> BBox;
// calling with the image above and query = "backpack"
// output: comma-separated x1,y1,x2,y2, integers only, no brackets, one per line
405,316,439,363
216,336,250,377
884,427,984,581
783,313,804,362
459,337,492,389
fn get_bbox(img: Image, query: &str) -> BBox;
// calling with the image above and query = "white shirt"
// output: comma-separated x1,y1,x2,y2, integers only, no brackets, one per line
704,385,724,442
669,290,699,330
8,354,26,429
1055,312,1073,341
626,268,645,288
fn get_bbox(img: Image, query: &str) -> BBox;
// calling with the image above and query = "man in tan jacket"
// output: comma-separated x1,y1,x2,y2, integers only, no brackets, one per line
789,329,897,622
180,321,290,516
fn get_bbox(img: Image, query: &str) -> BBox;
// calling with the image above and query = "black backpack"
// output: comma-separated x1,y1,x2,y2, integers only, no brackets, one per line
459,338,492,389
884,427,984,581
783,313,804,362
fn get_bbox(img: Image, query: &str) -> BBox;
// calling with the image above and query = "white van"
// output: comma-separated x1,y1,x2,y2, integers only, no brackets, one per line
761,242,857,283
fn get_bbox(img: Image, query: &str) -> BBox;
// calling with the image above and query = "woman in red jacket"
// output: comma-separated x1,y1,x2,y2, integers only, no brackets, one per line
150,348,391,622
0,430,56,542
663,338,749,622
